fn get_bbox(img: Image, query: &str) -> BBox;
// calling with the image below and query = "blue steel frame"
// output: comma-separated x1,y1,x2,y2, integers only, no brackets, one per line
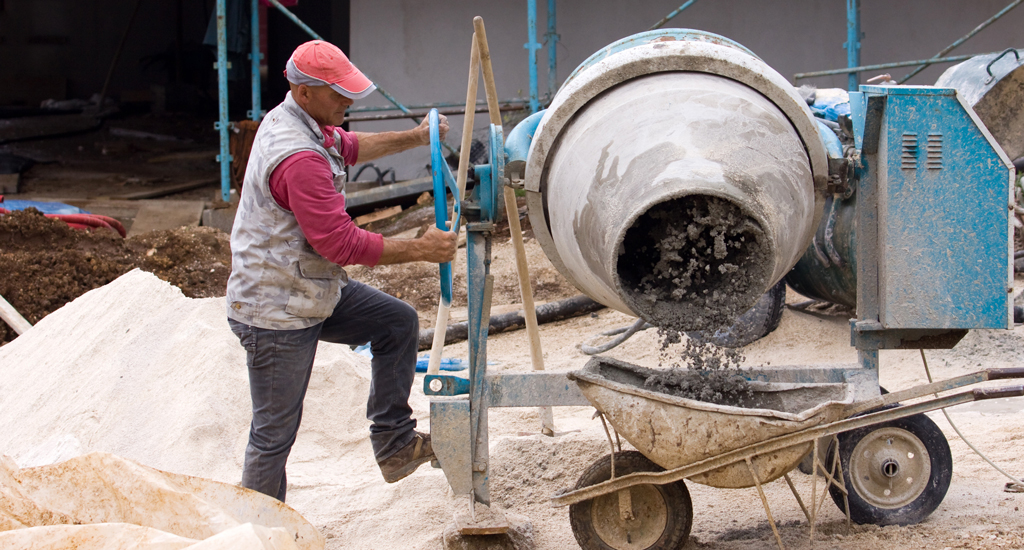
215,0,455,200
525,0,560,114
833,0,1021,90
215,0,231,202
248,0,262,122
845,0,861,91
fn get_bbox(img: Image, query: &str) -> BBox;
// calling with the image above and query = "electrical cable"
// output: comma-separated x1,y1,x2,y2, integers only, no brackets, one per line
580,318,652,355
920,349,1024,492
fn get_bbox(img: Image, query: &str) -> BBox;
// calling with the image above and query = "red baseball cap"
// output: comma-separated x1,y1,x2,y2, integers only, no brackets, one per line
284,40,376,100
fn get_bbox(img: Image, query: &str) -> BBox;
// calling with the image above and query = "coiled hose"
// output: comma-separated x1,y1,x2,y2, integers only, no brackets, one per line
0,208,126,238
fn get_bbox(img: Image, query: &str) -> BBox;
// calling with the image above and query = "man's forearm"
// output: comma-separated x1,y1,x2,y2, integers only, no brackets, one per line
354,129,427,163
376,226,457,266
376,236,427,265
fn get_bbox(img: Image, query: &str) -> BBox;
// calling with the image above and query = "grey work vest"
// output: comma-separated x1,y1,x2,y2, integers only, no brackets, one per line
225,92,350,329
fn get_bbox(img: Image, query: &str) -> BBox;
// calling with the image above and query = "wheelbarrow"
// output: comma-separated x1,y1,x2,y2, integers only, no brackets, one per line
553,357,1024,550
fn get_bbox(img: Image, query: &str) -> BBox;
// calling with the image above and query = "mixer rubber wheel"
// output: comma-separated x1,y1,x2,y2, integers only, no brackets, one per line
687,279,786,348
569,451,692,550
827,414,952,526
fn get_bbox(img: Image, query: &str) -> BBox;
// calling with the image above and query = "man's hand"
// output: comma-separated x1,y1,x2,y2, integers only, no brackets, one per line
377,225,458,265
355,114,449,162
417,225,457,263
415,113,449,146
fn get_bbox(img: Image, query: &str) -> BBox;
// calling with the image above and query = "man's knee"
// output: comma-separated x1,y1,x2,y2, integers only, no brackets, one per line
395,300,419,338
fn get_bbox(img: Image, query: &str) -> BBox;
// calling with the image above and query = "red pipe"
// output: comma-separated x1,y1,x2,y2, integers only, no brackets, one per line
0,208,126,238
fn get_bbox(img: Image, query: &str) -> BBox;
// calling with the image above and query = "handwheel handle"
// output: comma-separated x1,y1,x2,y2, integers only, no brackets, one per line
429,108,461,306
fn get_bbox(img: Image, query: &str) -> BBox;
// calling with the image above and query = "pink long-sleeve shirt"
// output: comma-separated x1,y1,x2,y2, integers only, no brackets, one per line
268,127,385,267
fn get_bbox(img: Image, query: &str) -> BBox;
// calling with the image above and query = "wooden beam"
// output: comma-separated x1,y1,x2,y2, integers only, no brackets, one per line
0,293,32,335
354,205,402,227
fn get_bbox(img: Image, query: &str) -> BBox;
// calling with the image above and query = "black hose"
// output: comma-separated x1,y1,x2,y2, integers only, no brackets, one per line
581,318,653,355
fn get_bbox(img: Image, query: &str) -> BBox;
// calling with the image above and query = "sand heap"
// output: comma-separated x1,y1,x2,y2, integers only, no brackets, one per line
0,269,463,549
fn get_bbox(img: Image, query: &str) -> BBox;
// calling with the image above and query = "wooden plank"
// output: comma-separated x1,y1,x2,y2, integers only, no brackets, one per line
354,205,402,226
0,293,32,335
454,503,509,536
112,177,218,200
147,150,217,164
0,115,101,144
345,177,433,210
126,200,205,236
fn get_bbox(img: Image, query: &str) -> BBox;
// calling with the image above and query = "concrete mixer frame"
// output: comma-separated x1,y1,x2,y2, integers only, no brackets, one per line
422,28,1015,537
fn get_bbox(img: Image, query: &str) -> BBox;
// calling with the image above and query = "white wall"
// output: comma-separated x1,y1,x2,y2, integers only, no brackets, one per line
347,0,1023,180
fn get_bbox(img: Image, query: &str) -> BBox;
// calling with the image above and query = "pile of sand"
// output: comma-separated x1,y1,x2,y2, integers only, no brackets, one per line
0,270,451,548
0,269,606,549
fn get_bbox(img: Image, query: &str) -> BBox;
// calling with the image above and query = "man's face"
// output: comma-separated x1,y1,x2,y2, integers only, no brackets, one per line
299,84,354,127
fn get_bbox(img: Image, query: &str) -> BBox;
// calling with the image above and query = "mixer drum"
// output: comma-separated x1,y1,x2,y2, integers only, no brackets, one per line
524,32,828,331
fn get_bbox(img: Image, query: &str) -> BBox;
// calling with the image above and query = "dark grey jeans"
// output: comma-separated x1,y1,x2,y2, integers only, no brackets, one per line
228,280,420,501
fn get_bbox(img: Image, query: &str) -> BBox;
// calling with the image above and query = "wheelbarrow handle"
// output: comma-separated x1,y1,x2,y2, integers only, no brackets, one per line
973,385,1024,400
986,367,1024,380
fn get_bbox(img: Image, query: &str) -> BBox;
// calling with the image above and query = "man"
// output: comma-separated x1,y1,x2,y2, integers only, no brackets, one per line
225,39,457,502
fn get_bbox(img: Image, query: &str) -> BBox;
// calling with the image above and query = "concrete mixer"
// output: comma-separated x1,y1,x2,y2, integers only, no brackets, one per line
423,24,1018,550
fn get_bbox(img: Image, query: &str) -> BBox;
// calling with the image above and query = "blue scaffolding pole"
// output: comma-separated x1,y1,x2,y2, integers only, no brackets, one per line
216,0,457,199
650,0,698,31
249,0,263,121
846,0,861,91
526,0,541,113
547,0,559,98
526,0,559,113
214,0,231,203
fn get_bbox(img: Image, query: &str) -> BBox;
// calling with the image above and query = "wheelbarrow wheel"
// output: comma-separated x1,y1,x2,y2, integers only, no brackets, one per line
827,413,952,526
569,451,692,550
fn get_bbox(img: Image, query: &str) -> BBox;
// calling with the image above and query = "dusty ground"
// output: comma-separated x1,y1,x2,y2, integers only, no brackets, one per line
5,112,221,202
4,189,1024,548
3,113,1024,549
442,269,1024,550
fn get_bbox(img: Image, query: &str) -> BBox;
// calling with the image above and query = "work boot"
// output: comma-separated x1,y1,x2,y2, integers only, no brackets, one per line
378,431,434,483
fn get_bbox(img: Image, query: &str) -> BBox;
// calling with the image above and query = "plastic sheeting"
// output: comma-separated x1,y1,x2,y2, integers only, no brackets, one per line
0,452,324,550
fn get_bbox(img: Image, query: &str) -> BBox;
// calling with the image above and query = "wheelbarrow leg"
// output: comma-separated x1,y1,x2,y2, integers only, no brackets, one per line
744,457,786,550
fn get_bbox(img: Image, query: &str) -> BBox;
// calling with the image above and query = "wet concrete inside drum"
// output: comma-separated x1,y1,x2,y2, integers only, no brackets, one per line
618,195,769,332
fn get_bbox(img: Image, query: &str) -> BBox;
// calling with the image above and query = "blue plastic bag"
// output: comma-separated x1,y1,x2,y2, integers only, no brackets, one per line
809,88,851,122
1,199,86,215
353,344,469,372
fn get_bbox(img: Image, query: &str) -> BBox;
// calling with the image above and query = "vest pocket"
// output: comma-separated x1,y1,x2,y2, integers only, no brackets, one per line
284,257,348,319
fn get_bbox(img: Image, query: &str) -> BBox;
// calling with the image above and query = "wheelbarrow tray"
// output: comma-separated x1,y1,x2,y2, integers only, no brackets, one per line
568,357,854,488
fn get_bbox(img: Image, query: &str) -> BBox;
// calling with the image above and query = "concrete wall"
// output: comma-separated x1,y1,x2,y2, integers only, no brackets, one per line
1,1,1020,179
347,0,1023,180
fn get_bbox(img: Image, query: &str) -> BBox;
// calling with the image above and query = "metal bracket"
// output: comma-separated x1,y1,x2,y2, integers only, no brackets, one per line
826,156,853,195
430,399,473,495
425,374,470,396
851,320,968,350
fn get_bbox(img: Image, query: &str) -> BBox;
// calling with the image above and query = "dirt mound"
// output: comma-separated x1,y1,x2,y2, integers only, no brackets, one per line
0,208,231,345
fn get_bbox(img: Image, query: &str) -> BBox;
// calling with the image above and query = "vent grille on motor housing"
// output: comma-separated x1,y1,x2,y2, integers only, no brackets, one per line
901,132,918,170
927,133,943,170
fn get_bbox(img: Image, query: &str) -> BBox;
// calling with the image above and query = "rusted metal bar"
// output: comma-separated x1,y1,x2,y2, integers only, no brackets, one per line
899,0,1023,83
649,0,699,31
794,51,1010,80
345,103,527,123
